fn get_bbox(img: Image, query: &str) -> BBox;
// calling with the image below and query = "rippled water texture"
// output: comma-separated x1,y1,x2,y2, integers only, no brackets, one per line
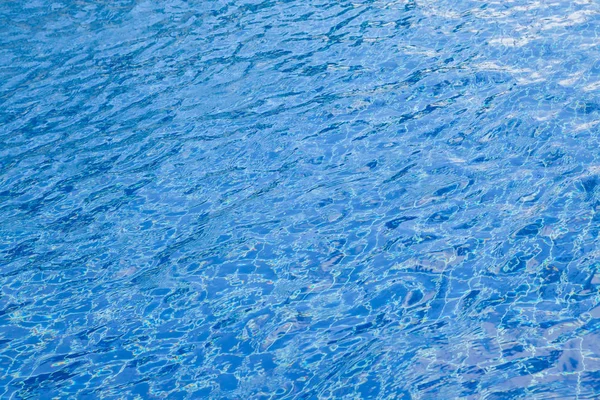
3,0,600,398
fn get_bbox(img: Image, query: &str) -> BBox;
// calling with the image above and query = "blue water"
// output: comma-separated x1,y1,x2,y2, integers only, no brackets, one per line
2,1,600,399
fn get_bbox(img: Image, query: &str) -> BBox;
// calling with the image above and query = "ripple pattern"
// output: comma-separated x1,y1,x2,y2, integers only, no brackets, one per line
2,0,600,399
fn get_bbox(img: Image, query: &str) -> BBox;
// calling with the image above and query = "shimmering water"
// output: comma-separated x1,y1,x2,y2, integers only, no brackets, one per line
2,0,600,398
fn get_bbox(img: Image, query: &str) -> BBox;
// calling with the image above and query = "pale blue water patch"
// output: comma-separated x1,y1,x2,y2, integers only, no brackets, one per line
2,0,600,398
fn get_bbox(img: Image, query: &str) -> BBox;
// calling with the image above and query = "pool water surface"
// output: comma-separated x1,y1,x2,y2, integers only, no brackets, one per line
2,0,600,399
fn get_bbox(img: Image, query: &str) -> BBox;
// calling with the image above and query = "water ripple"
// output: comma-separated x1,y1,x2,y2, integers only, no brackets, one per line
2,0,600,398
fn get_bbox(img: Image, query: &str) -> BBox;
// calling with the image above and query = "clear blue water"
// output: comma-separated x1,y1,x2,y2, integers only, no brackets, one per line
2,1,600,399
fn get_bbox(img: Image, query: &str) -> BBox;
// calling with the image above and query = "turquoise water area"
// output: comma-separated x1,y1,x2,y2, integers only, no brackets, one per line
2,1,600,398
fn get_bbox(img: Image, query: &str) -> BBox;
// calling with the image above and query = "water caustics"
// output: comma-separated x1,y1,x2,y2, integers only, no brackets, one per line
2,0,600,399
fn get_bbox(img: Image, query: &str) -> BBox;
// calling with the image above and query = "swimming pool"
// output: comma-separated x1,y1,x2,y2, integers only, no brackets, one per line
2,0,600,398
